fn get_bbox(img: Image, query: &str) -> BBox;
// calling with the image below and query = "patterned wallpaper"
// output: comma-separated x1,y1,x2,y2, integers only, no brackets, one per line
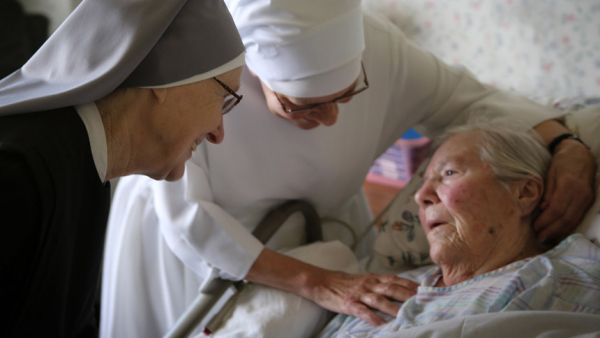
364,0,600,99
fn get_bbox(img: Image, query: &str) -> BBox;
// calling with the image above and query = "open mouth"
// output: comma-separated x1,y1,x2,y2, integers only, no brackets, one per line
428,222,447,231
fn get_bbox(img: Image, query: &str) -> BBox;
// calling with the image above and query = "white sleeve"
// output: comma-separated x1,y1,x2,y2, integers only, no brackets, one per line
368,14,562,151
153,159,264,281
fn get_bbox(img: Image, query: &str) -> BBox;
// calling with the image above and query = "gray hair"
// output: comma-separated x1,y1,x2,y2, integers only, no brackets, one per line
434,119,552,186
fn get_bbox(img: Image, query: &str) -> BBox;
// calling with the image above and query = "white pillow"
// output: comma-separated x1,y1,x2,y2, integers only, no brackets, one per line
564,99,600,246
372,97,600,272
211,240,361,338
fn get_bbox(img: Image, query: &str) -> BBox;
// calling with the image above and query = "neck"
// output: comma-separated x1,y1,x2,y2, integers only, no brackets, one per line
96,94,138,181
436,223,544,287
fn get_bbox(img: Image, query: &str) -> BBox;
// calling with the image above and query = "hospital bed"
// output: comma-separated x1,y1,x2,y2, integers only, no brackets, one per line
166,156,600,338
165,1,600,336
160,114,600,338
166,94,600,336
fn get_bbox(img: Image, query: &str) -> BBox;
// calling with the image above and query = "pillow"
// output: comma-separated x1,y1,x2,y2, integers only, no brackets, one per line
371,97,600,273
212,240,360,338
563,98,600,246
371,158,432,274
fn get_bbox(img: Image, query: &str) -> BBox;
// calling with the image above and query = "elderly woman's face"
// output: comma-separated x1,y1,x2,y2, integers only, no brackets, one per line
144,67,243,181
415,133,522,266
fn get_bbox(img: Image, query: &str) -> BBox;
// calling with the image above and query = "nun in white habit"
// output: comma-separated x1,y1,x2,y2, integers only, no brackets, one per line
101,0,597,336
0,0,246,337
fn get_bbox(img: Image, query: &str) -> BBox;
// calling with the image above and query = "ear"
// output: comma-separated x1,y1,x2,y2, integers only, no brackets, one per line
150,88,169,105
512,175,544,216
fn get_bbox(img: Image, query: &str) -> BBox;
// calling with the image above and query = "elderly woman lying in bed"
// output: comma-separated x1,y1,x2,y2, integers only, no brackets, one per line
318,120,600,337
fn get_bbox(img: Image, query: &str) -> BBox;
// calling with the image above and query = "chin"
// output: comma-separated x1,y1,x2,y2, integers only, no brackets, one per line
164,169,185,181
293,119,320,130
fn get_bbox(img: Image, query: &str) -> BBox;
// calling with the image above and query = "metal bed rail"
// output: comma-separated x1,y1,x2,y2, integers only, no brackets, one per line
164,200,323,338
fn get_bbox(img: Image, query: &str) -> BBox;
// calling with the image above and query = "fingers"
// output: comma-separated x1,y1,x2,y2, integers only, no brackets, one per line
360,291,401,318
538,166,557,212
313,271,419,327
347,302,388,327
533,142,596,242
353,274,417,318
534,177,594,242
536,190,593,243
370,275,419,302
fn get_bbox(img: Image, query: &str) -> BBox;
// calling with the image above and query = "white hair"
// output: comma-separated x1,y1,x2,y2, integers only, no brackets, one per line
435,119,552,186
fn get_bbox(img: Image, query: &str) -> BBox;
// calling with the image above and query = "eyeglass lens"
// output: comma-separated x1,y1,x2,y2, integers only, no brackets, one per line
222,97,238,115
283,64,368,114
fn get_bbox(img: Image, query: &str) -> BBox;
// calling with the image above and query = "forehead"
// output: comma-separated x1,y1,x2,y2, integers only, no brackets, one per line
427,133,483,171
278,77,360,105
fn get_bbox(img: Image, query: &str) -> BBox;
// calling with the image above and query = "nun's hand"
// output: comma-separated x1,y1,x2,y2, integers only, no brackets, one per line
533,139,596,243
245,248,417,327
304,270,418,327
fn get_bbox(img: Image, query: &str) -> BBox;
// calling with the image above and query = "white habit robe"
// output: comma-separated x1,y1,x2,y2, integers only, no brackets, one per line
100,12,560,338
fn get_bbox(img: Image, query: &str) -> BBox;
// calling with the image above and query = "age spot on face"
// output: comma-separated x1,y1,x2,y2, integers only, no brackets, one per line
488,227,495,235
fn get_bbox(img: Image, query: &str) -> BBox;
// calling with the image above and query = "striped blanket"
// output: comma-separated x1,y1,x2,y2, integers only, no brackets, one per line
319,233,600,338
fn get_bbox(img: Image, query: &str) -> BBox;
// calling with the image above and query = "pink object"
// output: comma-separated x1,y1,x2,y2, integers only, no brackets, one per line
367,137,431,188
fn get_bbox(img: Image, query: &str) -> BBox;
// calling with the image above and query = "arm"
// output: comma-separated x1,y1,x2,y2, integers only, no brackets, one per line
178,157,417,326
532,119,596,242
153,160,264,281
245,248,418,327
0,153,42,334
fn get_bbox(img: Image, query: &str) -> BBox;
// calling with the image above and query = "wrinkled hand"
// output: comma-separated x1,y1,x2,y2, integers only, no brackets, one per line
533,139,597,243
305,270,418,327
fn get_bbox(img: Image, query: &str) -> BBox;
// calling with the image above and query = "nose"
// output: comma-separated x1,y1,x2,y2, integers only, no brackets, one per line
414,179,439,208
311,104,339,126
206,119,224,144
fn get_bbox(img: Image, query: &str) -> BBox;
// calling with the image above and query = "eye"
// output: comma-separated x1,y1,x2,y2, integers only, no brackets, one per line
444,170,457,176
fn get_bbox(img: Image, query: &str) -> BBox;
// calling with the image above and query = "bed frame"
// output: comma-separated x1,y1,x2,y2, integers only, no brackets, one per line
164,200,323,338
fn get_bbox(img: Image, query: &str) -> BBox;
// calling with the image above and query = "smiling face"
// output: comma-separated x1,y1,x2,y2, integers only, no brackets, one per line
140,67,243,181
414,132,525,268
259,78,358,130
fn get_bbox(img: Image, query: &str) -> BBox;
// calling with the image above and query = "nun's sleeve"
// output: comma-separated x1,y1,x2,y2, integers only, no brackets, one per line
153,160,263,281
368,13,562,149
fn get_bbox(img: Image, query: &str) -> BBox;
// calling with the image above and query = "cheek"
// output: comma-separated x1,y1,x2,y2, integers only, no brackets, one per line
442,183,490,234
442,183,474,210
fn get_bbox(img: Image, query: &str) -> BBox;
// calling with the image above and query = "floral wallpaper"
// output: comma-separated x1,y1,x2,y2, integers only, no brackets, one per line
364,0,600,99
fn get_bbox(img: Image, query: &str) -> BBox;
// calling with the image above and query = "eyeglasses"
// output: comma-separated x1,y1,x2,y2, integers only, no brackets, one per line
275,62,369,114
213,77,243,115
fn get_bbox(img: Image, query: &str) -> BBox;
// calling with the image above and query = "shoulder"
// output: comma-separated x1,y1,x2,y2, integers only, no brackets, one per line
0,152,42,240
363,10,405,42
362,10,411,75
0,107,80,148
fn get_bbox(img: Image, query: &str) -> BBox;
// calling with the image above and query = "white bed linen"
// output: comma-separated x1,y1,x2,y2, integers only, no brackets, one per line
212,241,360,338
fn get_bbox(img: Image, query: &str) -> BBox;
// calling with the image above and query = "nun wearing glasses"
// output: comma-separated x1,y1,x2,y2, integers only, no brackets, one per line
101,0,596,336
0,0,246,337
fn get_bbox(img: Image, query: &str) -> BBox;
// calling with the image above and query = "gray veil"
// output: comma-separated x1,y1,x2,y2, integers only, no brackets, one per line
0,0,245,115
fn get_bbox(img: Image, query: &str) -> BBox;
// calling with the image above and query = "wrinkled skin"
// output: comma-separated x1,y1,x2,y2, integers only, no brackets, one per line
414,132,545,286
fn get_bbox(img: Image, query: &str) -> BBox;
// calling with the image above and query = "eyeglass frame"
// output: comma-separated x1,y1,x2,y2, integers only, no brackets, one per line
212,77,243,115
275,62,369,114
